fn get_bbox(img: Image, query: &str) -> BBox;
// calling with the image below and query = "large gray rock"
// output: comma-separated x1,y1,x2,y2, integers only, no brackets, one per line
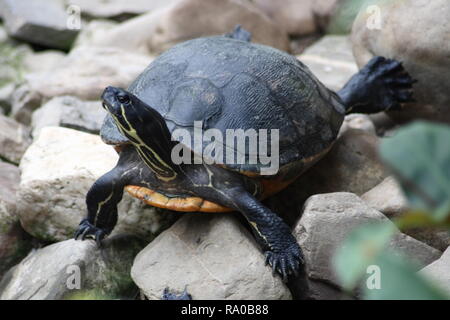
0,114,32,164
17,127,177,242
352,0,450,123
11,46,150,125
268,128,387,226
420,247,450,296
252,0,317,36
294,192,441,287
76,0,290,55
131,214,292,300
0,0,79,50
298,35,358,92
0,161,32,279
31,96,106,137
0,236,144,300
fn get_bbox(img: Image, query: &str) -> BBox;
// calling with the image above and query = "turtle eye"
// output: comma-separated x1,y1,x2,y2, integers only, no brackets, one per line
117,95,130,104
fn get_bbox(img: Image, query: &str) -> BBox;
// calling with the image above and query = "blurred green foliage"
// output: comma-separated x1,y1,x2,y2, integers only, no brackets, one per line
334,121,450,299
327,0,383,34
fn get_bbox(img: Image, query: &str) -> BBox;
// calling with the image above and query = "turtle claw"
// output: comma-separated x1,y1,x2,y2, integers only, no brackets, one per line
74,219,107,246
264,244,303,282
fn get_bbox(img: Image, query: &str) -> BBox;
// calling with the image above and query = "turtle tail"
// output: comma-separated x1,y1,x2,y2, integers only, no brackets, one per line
338,56,417,115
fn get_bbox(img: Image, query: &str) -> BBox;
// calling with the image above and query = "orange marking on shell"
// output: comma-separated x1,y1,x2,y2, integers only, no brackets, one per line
125,185,232,213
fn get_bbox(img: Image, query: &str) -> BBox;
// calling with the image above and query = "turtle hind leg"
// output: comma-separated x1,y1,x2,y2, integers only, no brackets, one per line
162,288,192,300
225,24,252,42
338,56,417,114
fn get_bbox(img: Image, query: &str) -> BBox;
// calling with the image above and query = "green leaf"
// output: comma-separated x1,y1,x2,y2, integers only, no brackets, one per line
333,222,396,290
379,121,450,221
363,251,448,300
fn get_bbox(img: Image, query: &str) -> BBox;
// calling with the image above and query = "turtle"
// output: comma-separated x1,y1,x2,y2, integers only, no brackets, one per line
74,26,415,282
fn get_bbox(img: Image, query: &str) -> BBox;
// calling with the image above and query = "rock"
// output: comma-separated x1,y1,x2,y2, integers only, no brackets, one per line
131,214,292,300
31,96,106,137
312,0,340,31
0,83,15,114
306,279,353,300
368,112,398,137
362,177,450,252
361,176,409,218
0,0,79,50
268,128,387,226
17,127,177,242
67,0,178,20
0,161,32,279
352,0,450,123
11,46,150,125
340,114,376,136
0,236,144,300
298,35,358,92
0,39,31,114
0,114,32,164
294,192,441,288
252,0,316,36
420,247,450,296
77,0,290,56
22,50,66,74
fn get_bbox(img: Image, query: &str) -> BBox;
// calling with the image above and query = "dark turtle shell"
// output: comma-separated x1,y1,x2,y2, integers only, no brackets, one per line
101,36,346,174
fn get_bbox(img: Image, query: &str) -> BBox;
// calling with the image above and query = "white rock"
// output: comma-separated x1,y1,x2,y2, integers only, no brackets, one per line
295,192,441,286
131,214,292,300
17,127,177,242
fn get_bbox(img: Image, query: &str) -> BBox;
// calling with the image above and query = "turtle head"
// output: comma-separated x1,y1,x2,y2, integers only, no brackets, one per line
101,86,144,131
101,86,179,180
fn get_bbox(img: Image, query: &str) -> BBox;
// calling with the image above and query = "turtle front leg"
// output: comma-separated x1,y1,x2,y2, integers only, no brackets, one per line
74,168,125,245
75,146,141,245
228,190,304,281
